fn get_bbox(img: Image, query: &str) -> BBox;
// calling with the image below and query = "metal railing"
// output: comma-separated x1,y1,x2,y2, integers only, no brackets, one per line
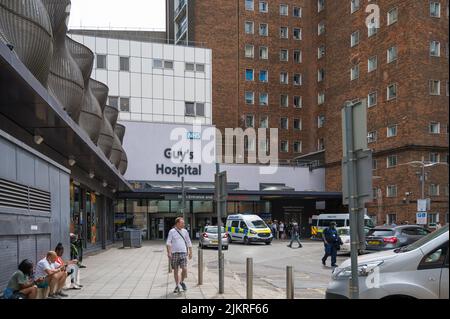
174,0,187,18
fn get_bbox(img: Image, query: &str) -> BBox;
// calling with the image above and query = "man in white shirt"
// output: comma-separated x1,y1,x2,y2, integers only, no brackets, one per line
166,217,193,293
35,251,67,299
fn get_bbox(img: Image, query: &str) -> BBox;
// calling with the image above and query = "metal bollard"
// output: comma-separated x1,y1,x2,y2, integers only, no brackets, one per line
198,248,203,285
246,258,253,299
219,252,225,294
286,266,294,299
168,256,172,273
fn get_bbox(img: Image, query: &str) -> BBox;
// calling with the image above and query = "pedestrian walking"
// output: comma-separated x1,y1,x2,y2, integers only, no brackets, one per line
166,217,193,294
321,222,342,267
279,222,285,240
287,223,302,248
272,221,278,239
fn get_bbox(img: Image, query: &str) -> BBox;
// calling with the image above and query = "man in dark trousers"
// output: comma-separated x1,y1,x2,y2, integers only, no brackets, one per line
287,222,303,248
321,222,342,267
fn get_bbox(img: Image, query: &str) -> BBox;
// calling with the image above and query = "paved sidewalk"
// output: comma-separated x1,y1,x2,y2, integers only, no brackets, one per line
68,241,329,299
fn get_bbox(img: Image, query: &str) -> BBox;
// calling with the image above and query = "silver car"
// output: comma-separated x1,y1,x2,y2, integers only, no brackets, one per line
199,226,229,250
326,225,449,299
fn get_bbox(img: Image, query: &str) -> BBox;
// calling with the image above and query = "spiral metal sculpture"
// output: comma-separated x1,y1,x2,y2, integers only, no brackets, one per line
119,151,128,175
42,0,84,119
67,38,103,143
0,0,53,85
110,124,125,168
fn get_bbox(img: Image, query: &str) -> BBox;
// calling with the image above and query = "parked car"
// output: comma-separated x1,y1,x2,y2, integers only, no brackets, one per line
199,226,229,250
365,225,431,251
337,227,371,254
326,224,448,299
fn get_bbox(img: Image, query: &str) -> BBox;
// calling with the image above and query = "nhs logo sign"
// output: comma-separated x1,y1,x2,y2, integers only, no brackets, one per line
187,132,201,140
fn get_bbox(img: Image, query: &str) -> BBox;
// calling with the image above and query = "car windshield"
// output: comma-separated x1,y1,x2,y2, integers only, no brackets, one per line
338,229,350,236
367,229,394,237
205,227,225,233
364,219,375,228
397,225,449,253
250,220,267,228
318,219,345,227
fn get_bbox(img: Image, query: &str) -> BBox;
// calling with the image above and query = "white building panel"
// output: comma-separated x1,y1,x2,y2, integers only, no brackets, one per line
142,58,152,74
107,38,119,55
130,57,141,73
195,47,205,63
153,99,163,115
174,46,184,61
83,36,96,52
152,74,163,99
130,113,141,121
130,73,142,97
174,77,185,101
119,73,130,96
163,76,173,100
119,40,130,56
163,100,174,115
185,46,195,62
107,71,119,95
184,78,195,101
96,37,107,54
107,54,119,71
141,74,152,98
163,44,174,61
173,61,184,77
142,98,152,114
152,43,163,59
95,69,108,84
174,101,185,116
142,114,153,122
195,78,205,102
130,41,141,57
163,115,175,122
205,80,211,103
142,42,152,58
130,97,141,113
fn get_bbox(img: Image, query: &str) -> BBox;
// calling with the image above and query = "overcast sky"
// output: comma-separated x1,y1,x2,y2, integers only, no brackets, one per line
69,0,166,30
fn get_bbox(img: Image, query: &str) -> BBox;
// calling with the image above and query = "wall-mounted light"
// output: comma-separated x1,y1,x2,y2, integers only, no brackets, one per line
89,171,95,179
68,156,76,167
102,181,108,187
34,134,44,145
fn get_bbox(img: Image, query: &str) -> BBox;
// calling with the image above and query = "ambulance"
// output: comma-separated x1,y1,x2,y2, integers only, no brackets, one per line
226,214,273,245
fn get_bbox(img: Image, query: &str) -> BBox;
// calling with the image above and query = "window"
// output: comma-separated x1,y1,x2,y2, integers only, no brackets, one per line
430,41,441,57
164,61,174,69
195,64,205,72
387,125,398,137
245,115,255,128
259,46,268,59
259,23,268,36
281,141,289,153
387,185,397,197
259,1,268,13
185,102,195,116
368,56,378,72
280,72,288,84
318,69,325,82
196,103,205,116
430,80,441,95
387,46,398,63
245,69,254,81
318,45,326,59
318,92,325,105
120,57,130,71
108,96,118,108
153,59,163,68
318,21,325,35
318,0,325,12
96,55,106,69
280,95,288,107
430,152,440,163
245,21,254,34
244,136,256,151
280,27,289,39
387,155,398,168
293,118,302,130
430,2,441,17
245,0,254,11
185,63,195,71
387,213,397,224
293,7,302,17
318,115,325,128
430,122,440,134
293,50,302,63
293,96,302,108
245,91,255,104
260,116,269,128
259,93,268,106
293,141,302,153
387,83,398,100
351,31,360,47
280,4,288,16
119,97,130,112
280,117,289,129
351,64,359,80
368,131,377,143
293,28,302,40
317,138,325,151
368,17,378,37
368,91,377,107
387,7,398,25
259,70,268,82
429,184,440,196
293,74,302,86
351,0,360,13
245,44,254,58
372,159,378,170
280,49,289,61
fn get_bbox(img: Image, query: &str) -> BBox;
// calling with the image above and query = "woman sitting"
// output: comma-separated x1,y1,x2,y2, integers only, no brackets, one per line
3,259,43,299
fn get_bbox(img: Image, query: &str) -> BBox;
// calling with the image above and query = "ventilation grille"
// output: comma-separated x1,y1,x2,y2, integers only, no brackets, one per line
0,178,51,213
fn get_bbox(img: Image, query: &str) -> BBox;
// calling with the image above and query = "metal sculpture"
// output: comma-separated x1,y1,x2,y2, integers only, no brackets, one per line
110,124,125,168
0,0,53,85
67,38,103,143
119,151,128,175
42,0,84,120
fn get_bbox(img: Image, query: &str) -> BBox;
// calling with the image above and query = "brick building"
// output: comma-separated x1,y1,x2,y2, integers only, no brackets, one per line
166,0,449,225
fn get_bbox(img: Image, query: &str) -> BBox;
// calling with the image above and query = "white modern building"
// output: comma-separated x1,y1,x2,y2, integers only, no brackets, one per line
69,29,212,124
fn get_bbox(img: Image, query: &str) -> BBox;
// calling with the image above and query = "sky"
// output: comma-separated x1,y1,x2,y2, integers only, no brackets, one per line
69,0,166,30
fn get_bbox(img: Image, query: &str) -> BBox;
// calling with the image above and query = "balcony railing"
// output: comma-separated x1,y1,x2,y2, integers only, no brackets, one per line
176,19,188,42
174,0,187,19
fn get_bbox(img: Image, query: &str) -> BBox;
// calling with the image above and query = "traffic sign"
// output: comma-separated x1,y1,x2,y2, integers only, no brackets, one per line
416,212,428,225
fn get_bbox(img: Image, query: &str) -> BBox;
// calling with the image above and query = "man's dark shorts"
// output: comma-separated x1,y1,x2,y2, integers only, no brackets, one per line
171,252,187,269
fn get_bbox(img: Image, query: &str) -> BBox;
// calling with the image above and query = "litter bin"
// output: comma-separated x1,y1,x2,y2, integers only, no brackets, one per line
123,229,142,248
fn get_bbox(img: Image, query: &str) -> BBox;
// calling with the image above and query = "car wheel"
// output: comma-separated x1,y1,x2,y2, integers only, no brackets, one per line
265,241,271,245
244,237,250,245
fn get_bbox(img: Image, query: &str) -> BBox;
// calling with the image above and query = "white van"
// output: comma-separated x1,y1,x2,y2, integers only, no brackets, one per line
226,214,273,245
311,214,375,239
